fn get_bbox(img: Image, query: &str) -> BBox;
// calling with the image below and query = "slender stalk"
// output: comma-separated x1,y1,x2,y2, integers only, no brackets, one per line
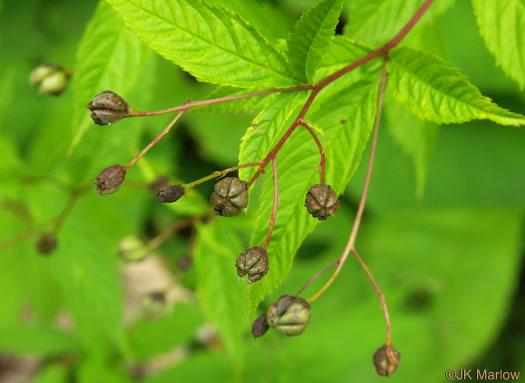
0,185,89,253
298,120,326,184
147,215,208,251
183,162,262,189
125,111,185,170
295,258,340,297
53,185,90,232
133,86,313,117
0,219,53,253
246,0,434,187
23,175,73,192
308,57,388,304
351,248,392,346
263,157,279,249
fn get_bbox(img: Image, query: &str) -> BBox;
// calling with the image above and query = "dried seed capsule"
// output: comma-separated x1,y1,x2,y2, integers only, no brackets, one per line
86,90,131,125
251,313,270,338
267,295,310,336
95,164,126,195
235,246,268,283
373,345,400,376
29,64,68,96
156,184,185,203
35,232,58,254
304,184,339,220
210,177,248,217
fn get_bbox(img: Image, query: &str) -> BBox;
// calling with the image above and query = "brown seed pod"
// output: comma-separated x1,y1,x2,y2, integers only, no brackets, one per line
210,177,249,217
304,184,339,220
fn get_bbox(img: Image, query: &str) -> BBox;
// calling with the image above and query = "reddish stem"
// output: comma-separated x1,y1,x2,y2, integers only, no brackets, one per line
263,157,279,249
134,86,313,117
295,258,340,297
298,120,326,184
125,111,185,170
247,0,434,187
351,248,392,346
308,56,388,304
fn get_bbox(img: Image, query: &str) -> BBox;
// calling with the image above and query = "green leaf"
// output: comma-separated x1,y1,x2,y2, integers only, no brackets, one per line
129,303,203,360
388,47,525,126
385,96,439,198
343,0,456,47
193,218,250,365
206,0,293,43
242,40,381,316
471,0,525,89
33,365,68,383
286,0,344,83
0,324,75,356
107,0,297,88
69,0,149,154
46,188,146,354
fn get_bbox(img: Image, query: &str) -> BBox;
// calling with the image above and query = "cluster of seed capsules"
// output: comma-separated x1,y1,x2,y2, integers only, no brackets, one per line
89,91,399,376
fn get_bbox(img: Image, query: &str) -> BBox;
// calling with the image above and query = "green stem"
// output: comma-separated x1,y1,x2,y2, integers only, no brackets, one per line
182,162,263,190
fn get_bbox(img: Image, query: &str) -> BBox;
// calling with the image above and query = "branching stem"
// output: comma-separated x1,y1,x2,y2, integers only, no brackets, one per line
351,248,392,346
133,86,313,117
183,162,262,190
246,0,434,187
126,111,185,170
307,56,388,304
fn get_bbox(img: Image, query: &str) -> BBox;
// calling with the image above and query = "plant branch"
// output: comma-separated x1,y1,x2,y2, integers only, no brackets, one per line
246,0,433,187
183,162,263,189
133,86,313,117
351,248,392,346
0,185,89,253
263,157,279,249
125,111,185,170
295,258,340,297
307,56,388,304
147,214,209,251
53,185,90,232
298,120,326,184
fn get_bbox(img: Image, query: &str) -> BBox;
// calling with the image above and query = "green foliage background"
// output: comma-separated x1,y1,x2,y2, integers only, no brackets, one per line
0,0,524,382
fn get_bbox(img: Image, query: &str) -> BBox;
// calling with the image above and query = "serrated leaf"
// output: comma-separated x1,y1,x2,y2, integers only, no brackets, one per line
107,0,297,89
241,39,381,315
69,0,149,154
471,0,525,89
206,0,293,43
388,47,525,126
385,96,439,198
287,0,344,83
239,91,310,182
193,219,250,365
343,0,456,47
